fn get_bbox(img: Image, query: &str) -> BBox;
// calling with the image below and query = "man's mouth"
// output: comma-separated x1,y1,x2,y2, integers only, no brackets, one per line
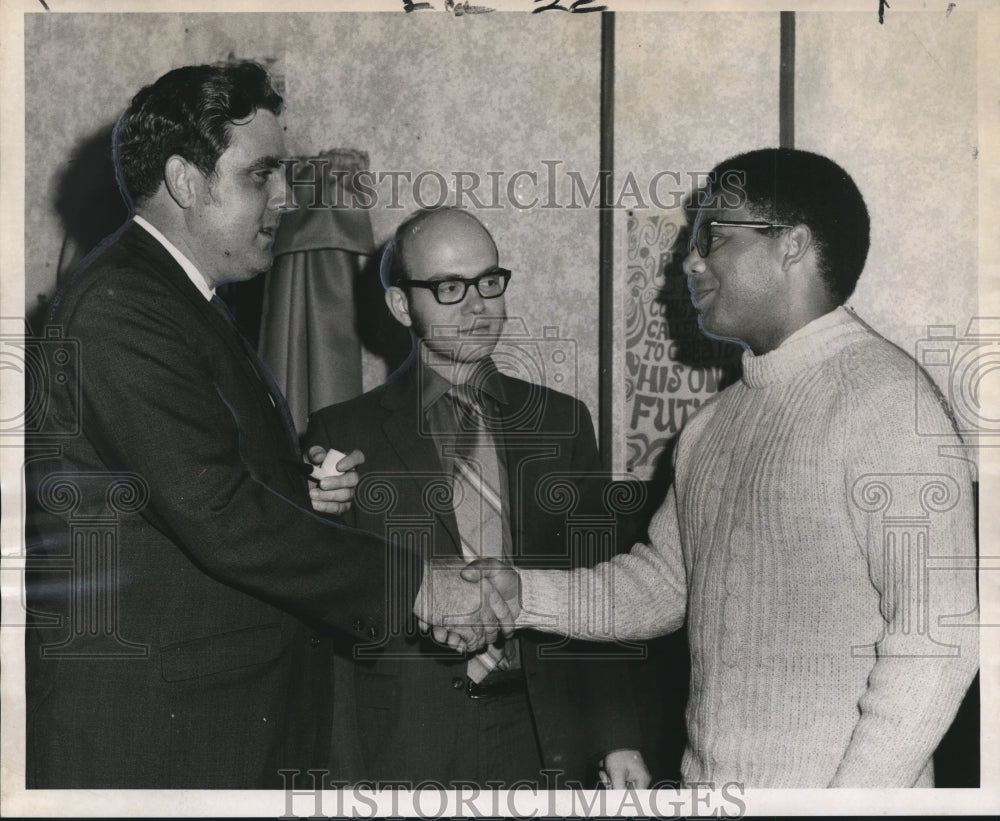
428,321,504,341
465,325,501,336
464,317,505,336
689,288,715,310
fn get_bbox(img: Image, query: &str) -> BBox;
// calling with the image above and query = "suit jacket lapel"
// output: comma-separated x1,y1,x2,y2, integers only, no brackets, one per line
121,221,251,369
493,374,566,559
380,364,463,556
122,220,301,456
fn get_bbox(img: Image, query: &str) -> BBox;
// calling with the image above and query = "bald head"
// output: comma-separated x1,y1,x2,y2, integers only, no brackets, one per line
391,207,498,284
383,207,507,368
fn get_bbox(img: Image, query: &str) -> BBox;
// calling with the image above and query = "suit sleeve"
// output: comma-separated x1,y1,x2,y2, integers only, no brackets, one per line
65,276,420,640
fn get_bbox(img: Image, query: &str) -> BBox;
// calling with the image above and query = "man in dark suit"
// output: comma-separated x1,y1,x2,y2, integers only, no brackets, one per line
24,62,508,789
305,207,650,788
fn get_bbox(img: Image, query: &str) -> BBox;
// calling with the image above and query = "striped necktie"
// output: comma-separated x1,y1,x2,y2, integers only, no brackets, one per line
446,384,516,682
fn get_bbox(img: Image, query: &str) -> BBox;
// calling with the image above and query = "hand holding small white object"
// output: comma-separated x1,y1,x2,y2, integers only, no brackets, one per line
305,446,364,515
311,447,347,481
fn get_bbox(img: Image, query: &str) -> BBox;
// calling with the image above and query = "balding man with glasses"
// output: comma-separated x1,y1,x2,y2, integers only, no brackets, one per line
305,207,649,789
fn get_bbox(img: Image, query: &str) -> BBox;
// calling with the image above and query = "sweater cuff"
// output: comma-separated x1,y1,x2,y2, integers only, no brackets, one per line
516,568,571,635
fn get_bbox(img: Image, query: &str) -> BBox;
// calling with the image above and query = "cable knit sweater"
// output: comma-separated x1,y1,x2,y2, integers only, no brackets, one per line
520,307,979,787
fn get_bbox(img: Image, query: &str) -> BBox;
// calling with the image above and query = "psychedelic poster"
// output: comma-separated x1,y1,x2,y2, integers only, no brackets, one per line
623,210,741,478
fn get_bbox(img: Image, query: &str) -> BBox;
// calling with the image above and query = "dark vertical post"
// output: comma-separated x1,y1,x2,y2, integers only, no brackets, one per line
779,11,796,148
598,11,615,469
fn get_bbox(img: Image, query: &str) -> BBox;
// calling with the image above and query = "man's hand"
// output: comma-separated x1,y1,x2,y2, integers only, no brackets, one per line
598,748,651,789
305,446,364,515
414,559,517,654
460,557,522,623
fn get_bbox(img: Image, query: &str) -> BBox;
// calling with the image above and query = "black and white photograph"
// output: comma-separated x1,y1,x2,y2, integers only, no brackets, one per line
1,0,996,816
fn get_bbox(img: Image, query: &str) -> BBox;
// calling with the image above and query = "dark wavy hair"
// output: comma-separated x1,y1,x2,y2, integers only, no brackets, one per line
112,60,283,208
704,148,871,304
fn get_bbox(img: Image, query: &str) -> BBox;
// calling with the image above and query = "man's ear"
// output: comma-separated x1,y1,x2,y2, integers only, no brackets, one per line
385,286,412,328
781,224,812,270
164,155,200,209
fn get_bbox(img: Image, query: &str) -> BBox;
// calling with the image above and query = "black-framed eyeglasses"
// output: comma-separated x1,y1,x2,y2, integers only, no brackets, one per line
689,220,793,258
397,268,512,305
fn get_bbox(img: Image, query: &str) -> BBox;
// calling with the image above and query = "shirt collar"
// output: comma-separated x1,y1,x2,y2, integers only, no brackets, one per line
419,357,508,412
133,214,215,301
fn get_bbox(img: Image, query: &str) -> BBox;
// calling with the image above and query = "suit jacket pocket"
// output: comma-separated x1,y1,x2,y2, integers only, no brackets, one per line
159,623,284,682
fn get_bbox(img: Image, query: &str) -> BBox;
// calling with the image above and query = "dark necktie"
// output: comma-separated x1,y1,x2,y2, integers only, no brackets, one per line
210,295,300,455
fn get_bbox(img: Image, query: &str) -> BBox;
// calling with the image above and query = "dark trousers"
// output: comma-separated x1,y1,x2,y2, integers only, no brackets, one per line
354,670,544,788
457,686,543,787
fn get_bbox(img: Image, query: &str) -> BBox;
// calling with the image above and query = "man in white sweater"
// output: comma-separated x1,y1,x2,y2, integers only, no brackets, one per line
458,148,979,787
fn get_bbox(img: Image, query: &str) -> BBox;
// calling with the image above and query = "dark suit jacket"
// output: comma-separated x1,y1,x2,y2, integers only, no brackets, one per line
24,221,420,788
305,359,642,785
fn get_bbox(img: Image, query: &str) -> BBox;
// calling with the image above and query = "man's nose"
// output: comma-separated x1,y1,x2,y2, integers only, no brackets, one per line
269,170,295,213
682,246,705,278
464,286,486,313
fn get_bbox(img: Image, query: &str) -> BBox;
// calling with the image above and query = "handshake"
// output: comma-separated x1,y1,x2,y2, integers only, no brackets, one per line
413,558,523,653
303,447,522,653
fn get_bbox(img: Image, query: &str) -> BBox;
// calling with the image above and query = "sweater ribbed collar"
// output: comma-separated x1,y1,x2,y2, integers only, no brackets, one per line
741,306,863,388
